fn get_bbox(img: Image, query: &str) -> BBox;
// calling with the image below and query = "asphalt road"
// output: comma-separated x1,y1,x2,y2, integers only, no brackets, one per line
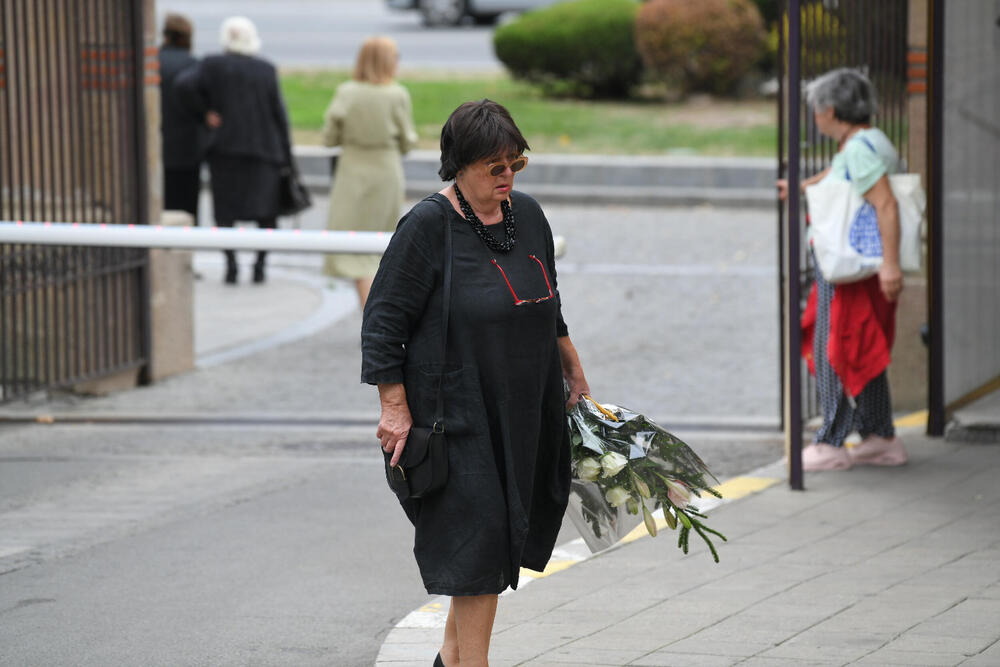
160,0,502,70
0,199,783,665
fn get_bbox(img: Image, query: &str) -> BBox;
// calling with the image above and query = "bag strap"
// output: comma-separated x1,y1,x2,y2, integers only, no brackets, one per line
428,195,453,432
844,133,877,182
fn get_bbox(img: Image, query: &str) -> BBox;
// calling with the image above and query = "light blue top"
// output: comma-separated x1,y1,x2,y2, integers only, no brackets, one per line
825,127,900,195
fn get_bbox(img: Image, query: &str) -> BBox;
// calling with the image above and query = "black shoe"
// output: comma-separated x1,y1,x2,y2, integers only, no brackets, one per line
433,653,444,667
224,265,237,284
252,263,265,284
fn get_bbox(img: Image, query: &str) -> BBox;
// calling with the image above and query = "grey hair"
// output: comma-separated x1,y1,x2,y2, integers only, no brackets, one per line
805,68,878,124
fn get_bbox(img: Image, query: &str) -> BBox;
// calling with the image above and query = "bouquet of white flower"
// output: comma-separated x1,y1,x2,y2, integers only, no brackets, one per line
566,395,727,562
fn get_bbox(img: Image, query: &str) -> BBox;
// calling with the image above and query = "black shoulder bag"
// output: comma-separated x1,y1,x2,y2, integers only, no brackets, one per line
383,198,453,502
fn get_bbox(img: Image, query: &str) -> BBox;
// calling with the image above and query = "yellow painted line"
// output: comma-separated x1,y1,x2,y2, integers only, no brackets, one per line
714,475,780,501
417,601,444,613
894,410,928,429
520,559,577,579
622,515,666,544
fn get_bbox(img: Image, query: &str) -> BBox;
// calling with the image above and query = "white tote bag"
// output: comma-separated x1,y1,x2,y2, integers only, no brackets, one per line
805,173,925,284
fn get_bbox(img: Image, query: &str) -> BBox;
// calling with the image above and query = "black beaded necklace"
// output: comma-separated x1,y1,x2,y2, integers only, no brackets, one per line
453,182,516,253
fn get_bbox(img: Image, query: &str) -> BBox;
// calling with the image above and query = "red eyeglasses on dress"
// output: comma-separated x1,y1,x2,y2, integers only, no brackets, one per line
490,255,554,306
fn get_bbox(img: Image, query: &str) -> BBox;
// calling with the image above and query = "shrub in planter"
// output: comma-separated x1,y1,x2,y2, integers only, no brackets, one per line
635,0,767,96
493,0,641,98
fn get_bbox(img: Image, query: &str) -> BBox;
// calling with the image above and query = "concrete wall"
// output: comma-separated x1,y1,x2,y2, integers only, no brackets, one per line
941,0,1000,405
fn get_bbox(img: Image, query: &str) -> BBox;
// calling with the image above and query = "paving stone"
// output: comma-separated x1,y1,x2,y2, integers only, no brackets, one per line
535,644,652,664
885,631,997,655
854,649,967,665
631,650,744,666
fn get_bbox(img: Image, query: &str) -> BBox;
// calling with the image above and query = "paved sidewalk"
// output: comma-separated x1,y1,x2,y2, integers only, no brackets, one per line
379,428,1000,666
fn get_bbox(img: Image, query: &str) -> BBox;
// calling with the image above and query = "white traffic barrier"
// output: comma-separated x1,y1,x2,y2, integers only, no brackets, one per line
0,221,389,254
0,221,568,258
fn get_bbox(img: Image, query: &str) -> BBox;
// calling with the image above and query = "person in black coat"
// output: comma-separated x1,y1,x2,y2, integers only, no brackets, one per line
175,16,294,284
159,13,205,223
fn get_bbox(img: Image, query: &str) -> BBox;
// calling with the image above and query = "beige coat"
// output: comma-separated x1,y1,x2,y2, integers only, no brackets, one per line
322,81,418,279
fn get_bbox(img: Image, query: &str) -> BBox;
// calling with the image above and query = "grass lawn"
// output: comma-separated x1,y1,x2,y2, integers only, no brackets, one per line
281,69,778,157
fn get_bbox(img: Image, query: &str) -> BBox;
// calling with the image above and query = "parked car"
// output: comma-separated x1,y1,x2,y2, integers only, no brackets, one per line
386,0,560,27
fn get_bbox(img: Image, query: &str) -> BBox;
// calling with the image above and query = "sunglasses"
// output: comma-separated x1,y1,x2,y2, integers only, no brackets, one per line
491,255,554,306
485,155,528,178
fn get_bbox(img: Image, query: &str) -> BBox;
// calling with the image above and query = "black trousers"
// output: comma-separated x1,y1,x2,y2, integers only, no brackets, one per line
163,166,201,221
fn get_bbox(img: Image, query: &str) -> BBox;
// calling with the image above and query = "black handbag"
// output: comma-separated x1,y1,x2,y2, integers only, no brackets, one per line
383,198,453,502
278,164,311,216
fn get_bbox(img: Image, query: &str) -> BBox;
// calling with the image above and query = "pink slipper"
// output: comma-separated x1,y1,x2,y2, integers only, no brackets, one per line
849,436,908,466
802,443,852,471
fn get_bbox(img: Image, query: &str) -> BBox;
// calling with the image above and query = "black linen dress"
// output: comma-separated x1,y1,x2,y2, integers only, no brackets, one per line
361,191,571,596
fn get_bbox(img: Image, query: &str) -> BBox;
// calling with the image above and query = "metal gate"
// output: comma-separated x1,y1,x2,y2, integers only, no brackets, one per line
0,0,149,402
777,0,910,422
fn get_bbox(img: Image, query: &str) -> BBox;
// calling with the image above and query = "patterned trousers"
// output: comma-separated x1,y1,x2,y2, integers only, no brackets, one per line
813,267,896,448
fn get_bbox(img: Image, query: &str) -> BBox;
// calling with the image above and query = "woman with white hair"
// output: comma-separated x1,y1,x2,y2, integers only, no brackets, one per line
176,16,296,284
779,67,908,471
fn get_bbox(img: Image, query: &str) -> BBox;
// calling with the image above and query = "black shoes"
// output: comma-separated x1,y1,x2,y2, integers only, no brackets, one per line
252,263,266,284
224,265,237,285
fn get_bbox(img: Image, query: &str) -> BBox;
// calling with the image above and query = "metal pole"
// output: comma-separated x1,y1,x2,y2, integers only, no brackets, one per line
776,0,786,432
927,0,945,436
131,0,152,386
787,0,804,491
0,221,394,253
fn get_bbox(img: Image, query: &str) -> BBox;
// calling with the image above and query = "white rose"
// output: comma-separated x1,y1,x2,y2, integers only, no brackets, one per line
575,457,602,481
605,486,631,508
600,451,628,477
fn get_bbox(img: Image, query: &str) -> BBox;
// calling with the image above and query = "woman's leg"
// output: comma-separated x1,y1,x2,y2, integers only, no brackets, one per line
813,271,855,448
854,371,896,440
217,219,238,284
449,594,498,666
253,217,277,283
440,603,460,666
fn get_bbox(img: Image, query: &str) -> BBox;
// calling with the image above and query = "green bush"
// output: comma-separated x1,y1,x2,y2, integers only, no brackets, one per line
493,0,641,99
635,0,767,97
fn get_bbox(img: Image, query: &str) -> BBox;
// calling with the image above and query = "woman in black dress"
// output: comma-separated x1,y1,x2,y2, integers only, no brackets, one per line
175,16,294,284
362,100,590,667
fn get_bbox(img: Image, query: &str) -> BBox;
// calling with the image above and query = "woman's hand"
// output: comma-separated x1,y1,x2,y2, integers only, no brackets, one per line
377,383,412,467
776,179,789,201
557,337,591,410
878,261,904,302
564,370,591,410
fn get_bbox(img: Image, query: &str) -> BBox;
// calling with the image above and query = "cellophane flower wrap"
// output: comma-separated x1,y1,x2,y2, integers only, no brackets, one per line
566,395,727,562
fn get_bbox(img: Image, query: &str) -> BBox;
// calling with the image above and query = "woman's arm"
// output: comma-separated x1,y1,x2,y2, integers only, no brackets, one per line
558,336,590,410
864,175,903,301
393,86,418,155
776,167,831,201
377,383,412,466
321,92,344,148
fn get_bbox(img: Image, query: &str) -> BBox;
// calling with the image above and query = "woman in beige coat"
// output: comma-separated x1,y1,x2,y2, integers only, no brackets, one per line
322,36,418,307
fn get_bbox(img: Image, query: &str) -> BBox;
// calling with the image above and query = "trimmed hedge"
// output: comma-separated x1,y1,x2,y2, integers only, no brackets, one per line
635,0,767,96
493,0,641,99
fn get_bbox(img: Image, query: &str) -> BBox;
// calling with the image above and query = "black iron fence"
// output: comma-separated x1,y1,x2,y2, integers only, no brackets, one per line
0,0,149,402
777,0,910,421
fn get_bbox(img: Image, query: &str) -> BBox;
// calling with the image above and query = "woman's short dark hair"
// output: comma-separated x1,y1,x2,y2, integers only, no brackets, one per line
163,13,193,50
438,99,529,181
805,67,878,125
